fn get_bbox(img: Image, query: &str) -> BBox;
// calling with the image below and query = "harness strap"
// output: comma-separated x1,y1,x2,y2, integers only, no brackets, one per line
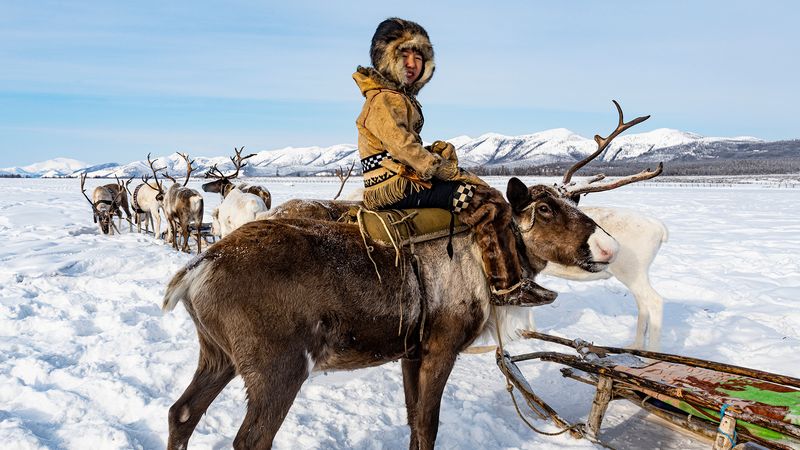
132,184,145,213
446,213,455,259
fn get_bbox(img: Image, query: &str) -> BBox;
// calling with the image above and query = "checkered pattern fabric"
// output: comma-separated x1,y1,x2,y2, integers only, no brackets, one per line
360,151,388,173
451,183,476,213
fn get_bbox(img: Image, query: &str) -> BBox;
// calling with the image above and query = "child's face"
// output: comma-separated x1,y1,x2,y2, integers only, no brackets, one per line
401,49,423,85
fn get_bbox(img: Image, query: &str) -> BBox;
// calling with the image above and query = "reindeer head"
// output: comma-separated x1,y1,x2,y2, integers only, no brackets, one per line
80,173,126,235
507,177,618,273
202,146,255,197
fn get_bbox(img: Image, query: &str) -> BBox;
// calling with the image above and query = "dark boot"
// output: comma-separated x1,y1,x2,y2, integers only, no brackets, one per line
490,279,557,307
457,184,558,307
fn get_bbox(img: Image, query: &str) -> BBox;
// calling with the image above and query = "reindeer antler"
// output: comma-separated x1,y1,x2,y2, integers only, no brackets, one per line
230,146,256,179
176,152,195,187
562,100,650,184
204,146,256,181
566,162,663,198
79,173,100,214
147,153,168,193
332,160,356,201
116,174,134,197
204,164,228,179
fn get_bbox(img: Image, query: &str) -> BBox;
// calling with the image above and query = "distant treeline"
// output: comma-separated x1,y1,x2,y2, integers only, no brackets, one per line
0,174,26,178
468,157,800,177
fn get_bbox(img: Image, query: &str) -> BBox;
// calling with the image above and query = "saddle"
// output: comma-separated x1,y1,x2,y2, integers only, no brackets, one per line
340,206,470,248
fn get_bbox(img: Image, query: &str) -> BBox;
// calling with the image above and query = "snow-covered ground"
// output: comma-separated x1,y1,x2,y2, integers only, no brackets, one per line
1,177,798,449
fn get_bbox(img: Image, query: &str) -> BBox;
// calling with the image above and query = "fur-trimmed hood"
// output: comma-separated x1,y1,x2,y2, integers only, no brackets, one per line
368,18,435,96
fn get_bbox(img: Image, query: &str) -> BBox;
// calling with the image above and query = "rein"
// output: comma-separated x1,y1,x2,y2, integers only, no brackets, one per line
514,201,537,233
510,202,540,276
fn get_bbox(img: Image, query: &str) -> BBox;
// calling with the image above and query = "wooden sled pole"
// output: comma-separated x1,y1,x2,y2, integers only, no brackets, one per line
521,331,800,389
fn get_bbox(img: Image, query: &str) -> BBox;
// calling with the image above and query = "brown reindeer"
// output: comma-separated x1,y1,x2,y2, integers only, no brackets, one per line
202,146,272,209
162,177,618,449
162,153,204,253
270,101,668,351
79,173,131,235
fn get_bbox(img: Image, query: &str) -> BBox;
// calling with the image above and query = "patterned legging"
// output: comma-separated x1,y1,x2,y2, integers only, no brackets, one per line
383,180,522,291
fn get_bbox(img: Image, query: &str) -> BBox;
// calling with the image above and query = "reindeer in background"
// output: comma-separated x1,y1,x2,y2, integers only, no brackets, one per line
79,173,132,235
201,147,271,209
161,153,204,253
128,153,167,238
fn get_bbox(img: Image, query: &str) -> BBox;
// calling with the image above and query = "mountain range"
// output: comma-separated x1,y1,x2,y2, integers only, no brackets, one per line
2,128,797,178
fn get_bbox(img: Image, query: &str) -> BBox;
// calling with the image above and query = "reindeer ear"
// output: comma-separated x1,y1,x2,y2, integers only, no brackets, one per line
506,177,531,213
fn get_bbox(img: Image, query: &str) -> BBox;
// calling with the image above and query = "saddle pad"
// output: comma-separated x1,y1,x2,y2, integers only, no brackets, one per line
345,206,470,247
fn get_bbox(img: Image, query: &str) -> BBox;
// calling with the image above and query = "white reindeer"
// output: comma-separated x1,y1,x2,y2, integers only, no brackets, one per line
540,206,667,350
201,146,272,209
129,155,167,238
540,100,666,350
214,187,268,238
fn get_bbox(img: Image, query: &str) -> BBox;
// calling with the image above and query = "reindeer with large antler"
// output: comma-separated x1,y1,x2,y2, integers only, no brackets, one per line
535,100,669,350
128,153,167,237
79,173,133,235
201,146,272,209
262,101,670,351
161,153,204,253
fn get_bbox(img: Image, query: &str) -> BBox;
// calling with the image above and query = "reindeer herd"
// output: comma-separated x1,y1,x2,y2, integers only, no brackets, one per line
79,103,670,449
79,147,271,253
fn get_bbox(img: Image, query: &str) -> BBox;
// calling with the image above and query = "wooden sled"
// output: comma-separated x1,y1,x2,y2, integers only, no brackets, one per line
188,222,217,245
496,331,800,449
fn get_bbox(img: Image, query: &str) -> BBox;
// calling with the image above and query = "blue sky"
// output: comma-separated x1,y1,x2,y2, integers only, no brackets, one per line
1,1,798,167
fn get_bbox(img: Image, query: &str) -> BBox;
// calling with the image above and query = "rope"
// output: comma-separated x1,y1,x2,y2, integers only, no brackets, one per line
355,208,383,284
514,202,538,233
492,307,587,438
359,208,403,266
717,404,737,447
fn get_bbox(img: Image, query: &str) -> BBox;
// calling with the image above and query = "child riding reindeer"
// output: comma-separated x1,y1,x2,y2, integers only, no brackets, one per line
354,18,554,306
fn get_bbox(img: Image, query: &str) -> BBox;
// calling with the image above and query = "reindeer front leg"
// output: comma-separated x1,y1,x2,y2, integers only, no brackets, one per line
413,347,457,450
409,311,471,450
401,358,422,449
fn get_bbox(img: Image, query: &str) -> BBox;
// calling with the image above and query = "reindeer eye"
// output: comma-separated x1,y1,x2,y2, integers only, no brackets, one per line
537,204,552,215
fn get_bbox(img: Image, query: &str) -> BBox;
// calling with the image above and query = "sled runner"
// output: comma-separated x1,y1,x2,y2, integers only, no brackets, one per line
188,222,216,244
496,331,800,449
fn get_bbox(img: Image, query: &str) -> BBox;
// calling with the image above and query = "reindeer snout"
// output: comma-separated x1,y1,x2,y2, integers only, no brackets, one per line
588,229,619,263
596,243,616,262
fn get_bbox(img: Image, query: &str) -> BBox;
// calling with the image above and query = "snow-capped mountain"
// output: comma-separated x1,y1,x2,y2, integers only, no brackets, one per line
3,129,793,178
73,144,359,178
0,157,87,177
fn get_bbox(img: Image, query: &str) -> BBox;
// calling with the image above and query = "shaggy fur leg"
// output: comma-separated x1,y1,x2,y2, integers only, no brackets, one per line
457,186,520,289
457,186,557,306
233,349,308,450
167,335,235,450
